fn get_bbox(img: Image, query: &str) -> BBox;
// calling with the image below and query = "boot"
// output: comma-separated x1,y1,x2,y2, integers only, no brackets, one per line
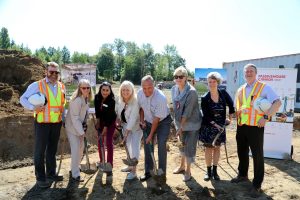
213,165,220,180
204,166,212,181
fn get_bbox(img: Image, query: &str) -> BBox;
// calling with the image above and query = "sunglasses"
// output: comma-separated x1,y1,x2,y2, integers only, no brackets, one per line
48,71,60,75
174,75,185,79
81,87,90,90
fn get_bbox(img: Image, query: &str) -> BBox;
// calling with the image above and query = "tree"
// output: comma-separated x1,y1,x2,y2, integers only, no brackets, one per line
71,51,89,63
163,44,186,80
96,47,114,80
61,46,71,64
113,38,125,80
0,27,10,49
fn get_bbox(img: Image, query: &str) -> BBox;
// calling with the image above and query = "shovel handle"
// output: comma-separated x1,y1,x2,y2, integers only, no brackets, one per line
84,137,90,168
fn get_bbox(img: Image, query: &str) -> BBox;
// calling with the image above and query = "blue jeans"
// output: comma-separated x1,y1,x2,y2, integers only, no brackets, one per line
34,121,62,181
143,115,171,174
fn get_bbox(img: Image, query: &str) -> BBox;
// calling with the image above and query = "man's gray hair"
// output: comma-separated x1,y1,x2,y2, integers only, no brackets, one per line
244,63,257,73
141,75,155,85
45,62,59,69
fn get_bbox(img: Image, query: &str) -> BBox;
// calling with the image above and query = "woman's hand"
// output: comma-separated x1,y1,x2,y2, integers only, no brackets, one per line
176,128,183,138
225,118,231,126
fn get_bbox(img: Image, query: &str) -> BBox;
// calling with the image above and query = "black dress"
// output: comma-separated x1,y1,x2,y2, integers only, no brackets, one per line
199,96,226,145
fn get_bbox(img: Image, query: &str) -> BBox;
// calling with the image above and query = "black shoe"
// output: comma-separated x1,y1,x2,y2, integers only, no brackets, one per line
231,175,248,183
250,187,262,198
36,180,52,188
106,171,113,176
72,176,84,182
47,175,64,182
212,165,220,181
140,173,151,182
204,166,212,181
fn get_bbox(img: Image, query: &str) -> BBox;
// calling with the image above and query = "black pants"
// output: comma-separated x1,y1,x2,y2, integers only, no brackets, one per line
34,121,62,181
236,125,264,189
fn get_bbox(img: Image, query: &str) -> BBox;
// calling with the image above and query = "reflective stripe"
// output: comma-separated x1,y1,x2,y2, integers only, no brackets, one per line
237,81,266,126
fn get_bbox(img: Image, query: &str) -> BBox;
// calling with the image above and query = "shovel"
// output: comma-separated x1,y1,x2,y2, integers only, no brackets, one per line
81,136,97,174
143,129,164,184
117,126,138,166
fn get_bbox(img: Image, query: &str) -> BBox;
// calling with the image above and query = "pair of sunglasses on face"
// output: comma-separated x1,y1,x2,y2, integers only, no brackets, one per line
174,75,185,79
81,87,90,90
48,71,60,75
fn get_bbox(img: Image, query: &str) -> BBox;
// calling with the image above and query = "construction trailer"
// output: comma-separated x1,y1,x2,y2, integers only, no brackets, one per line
223,53,300,111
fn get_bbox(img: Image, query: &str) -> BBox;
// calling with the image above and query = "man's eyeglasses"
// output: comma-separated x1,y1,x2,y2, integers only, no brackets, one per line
81,87,90,90
48,71,60,75
174,75,185,79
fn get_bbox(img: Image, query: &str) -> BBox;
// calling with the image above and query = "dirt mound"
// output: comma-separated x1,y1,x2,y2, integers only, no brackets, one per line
0,50,44,118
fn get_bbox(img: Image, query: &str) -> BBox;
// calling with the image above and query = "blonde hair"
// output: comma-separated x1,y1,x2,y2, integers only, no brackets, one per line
207,72,222,85
70,79,94,102
118,80,136,104
173,66,188,77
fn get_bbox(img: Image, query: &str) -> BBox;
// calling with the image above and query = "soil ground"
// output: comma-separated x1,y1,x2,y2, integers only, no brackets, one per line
0,119,300,200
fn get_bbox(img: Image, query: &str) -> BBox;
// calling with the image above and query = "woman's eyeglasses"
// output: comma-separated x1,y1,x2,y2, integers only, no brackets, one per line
48,71,60,75
81,87,90,90
174,75,185,79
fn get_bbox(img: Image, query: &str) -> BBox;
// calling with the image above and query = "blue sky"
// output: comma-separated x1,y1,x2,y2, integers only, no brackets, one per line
0,0,300,71
195,68,227,81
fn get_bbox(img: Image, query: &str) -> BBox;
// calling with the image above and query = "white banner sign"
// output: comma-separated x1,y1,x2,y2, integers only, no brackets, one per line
257,68,297,159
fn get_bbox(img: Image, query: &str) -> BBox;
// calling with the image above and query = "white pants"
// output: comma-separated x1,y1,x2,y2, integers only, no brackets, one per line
66,131,84,178
126,129,143,160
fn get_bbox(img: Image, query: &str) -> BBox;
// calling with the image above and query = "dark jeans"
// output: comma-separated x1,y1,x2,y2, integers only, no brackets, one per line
34,121,62,181
236,125,264,189
143,115,172,174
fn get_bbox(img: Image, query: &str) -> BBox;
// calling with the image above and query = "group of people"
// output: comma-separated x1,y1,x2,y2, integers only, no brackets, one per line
20,62,281,198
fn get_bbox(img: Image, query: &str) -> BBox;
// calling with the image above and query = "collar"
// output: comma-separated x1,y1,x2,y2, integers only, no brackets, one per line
246,80,257,88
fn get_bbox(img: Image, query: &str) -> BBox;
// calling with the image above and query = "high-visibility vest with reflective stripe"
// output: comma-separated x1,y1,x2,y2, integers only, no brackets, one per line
34,79,65,123
236,81,265,126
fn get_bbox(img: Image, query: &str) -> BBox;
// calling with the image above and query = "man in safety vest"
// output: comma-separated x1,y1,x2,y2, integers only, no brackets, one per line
20,62,66,188
231,64,281,197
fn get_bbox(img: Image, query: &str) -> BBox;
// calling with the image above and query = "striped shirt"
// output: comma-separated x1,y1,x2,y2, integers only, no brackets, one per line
137,88,170,123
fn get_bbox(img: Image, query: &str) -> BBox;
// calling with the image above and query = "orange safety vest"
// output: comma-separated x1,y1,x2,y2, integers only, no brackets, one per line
34,78,66,123
236,81,265,126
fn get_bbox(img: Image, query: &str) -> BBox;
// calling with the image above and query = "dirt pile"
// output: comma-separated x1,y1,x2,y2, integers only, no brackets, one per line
0,50,44,117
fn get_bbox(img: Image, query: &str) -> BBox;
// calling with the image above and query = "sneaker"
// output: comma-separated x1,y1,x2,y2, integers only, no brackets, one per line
121,166,132,172
231,175,248,183
126,172,137,180
36,180,52,188
47,175,63,182
250,187,262,198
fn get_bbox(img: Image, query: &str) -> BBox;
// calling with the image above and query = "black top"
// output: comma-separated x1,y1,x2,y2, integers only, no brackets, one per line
94,94,117,127
201,89,235,126
121,107,127,123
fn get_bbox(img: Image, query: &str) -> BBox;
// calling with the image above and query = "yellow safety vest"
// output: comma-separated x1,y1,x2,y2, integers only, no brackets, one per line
34,78,66,123
236,81,265,126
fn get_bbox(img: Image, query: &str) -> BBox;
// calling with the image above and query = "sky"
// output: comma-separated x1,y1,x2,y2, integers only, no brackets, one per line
1,0,300,71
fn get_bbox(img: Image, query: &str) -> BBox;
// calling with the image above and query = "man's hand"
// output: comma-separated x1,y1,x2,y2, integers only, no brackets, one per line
34,105,45,113
176,128,183,138
257,118,267,128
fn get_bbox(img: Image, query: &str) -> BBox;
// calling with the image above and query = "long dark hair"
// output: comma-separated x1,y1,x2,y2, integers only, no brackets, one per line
97,81,115,103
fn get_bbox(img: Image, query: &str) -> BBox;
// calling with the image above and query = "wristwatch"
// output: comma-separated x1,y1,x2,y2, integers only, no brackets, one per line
263,115,269,120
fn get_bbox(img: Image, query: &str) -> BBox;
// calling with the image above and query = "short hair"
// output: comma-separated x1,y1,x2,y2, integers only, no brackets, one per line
173,66,188,77
45,62,59,69
244,63,257,73
207,72,222,85
119,80,136,104
141,75,154,85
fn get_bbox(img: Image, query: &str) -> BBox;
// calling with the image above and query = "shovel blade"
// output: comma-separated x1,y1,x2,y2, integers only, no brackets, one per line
122,158,138,166
98,162,112,173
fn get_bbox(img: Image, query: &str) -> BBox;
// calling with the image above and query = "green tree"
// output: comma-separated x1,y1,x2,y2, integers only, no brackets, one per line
71,51,89,63
113,38,125,80
163,44,186,80
0,27,10,49
61,46,71,64
96,47,114,80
